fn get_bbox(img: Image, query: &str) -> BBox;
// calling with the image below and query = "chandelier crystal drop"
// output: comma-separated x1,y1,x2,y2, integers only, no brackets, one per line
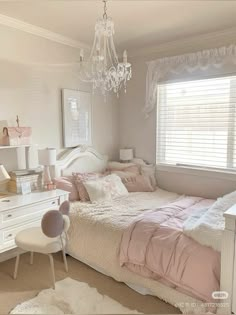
79,0,132,95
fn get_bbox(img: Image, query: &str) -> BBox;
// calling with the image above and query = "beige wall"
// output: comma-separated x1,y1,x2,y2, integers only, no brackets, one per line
0,22,235,198
0,25,119,170
119,36,236,198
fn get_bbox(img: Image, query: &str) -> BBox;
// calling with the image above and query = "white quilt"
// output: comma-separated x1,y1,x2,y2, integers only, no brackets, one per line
183,190,236,252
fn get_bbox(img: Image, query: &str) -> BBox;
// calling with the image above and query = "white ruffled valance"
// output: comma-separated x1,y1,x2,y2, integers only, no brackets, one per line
145,45,236,116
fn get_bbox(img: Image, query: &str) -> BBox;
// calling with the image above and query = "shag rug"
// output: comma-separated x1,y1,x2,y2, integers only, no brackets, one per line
10,277,141,314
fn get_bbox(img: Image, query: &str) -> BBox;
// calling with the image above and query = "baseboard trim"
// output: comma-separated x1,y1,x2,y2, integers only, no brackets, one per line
0,248,24,263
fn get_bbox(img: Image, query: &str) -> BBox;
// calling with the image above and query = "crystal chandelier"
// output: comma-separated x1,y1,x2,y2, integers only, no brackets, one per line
79,0,132,95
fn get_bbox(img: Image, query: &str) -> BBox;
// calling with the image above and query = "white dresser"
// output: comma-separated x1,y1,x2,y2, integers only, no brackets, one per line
0,189,69,256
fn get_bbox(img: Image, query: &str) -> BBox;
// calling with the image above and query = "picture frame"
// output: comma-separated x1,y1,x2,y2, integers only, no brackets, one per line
62,89,92,148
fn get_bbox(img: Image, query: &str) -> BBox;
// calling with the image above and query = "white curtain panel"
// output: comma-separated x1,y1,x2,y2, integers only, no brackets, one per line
145,45,236,116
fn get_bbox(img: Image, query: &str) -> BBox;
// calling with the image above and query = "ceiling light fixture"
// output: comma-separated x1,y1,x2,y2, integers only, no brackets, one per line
79,0,132,96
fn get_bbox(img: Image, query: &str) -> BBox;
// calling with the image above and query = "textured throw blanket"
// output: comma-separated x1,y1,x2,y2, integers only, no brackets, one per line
120,197,220,303
183,190,236,252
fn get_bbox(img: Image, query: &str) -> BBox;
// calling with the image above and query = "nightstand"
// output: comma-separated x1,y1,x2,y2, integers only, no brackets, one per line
0,190,69,257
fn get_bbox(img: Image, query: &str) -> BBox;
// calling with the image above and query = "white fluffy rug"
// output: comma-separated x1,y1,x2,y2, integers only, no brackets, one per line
10,277,141,314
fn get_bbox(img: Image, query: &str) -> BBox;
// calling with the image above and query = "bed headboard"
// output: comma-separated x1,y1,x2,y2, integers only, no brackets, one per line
53,146,108,178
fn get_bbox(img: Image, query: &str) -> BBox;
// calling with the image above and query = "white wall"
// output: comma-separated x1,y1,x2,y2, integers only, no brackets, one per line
119,35,236,198
0,24,119,170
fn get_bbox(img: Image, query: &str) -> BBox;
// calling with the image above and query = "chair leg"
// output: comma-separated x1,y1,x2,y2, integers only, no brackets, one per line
48,254,55,289
60,235,68,272
62,248,68,272
13,254,20,280
30,252,34,265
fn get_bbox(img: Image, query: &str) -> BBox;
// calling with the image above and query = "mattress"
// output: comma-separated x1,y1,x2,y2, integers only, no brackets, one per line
67,188,210,313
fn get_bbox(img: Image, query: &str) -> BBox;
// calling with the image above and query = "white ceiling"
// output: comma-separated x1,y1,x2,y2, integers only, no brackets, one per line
0,0,236,54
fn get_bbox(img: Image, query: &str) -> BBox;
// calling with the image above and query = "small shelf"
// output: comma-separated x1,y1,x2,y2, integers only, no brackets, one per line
0,145,37,150
0,144,38,169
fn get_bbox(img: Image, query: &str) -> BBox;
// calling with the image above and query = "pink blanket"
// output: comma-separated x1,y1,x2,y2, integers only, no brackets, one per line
120,197,220,302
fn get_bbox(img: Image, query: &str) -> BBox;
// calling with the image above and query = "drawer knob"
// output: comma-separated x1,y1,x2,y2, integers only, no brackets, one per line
8,234,12,238
7,214,12,218
51,201,56,205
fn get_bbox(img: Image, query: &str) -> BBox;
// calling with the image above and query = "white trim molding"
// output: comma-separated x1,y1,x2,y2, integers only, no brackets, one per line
0,13,89,50
129,27,236,58
156,163,236,182
0,13,235,60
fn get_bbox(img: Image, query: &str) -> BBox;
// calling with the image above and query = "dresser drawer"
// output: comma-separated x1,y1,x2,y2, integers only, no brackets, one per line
0,198,59,229
0,219,41,253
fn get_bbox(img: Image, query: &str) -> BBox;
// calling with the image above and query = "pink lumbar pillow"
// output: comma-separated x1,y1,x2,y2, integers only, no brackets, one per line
109,170,137,181
122,175,155,192
73,172,103,202
53,176,79,201
108,161,157,189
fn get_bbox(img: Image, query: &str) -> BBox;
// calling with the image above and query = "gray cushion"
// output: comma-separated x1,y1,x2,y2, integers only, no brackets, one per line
41,210,64,238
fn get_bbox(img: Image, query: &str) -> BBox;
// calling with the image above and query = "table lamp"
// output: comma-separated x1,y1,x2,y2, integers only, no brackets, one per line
38,148,56,189
0,164,10,197
120,148,133,163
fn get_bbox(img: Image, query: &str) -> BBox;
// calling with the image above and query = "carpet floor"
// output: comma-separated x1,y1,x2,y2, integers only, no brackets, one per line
0,252,180,314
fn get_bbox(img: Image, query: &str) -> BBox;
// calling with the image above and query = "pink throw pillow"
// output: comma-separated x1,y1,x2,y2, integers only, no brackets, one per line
73,172,103,202
53,176,79,201
122,175,154,192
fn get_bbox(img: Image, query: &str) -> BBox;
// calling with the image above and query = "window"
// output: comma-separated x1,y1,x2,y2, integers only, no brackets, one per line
156,76,236,171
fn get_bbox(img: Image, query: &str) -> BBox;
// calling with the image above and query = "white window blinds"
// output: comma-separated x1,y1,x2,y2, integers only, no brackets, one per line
156,76,236,171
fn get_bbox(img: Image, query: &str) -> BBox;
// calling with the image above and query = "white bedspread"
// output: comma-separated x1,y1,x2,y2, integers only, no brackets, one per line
66,189,213,313
183,190,236,252
69,188,181,230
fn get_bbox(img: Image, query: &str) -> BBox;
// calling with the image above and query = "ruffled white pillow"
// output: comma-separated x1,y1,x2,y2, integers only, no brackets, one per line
84,174,128,203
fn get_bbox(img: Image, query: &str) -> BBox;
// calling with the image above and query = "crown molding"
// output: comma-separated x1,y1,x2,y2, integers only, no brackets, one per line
128,27,236,58
0,12,235,61
0,13,89,51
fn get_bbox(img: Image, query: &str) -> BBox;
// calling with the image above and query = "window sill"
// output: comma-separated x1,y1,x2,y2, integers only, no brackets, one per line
156,163,236,181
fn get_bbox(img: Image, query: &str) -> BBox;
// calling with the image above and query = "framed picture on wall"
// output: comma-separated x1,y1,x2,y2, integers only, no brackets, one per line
62,89,92,148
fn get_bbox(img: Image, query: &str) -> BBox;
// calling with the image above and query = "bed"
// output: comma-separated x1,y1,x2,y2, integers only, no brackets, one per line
53,146,236,314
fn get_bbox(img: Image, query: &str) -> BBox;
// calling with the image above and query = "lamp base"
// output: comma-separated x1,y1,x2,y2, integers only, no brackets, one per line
43,166,52,185
42,166,56,191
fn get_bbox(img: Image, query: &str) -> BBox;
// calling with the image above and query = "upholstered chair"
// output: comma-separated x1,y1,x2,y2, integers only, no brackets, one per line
13,201,70,289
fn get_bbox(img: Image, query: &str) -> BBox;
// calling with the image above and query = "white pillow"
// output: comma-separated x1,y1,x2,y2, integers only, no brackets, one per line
84,174,128,203
131,158,147,166
107,161,136,170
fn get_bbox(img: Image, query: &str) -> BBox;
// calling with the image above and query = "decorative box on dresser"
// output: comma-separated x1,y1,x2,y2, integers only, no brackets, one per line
0,189,69,261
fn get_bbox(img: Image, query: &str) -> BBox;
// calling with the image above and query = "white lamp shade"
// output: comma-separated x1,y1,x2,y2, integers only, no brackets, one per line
38,148,57,166
120,149,133,161
0,164,10,183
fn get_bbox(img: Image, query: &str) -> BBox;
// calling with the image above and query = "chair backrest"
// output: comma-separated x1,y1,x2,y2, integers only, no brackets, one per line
41,201,70,238
59,200,70,216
